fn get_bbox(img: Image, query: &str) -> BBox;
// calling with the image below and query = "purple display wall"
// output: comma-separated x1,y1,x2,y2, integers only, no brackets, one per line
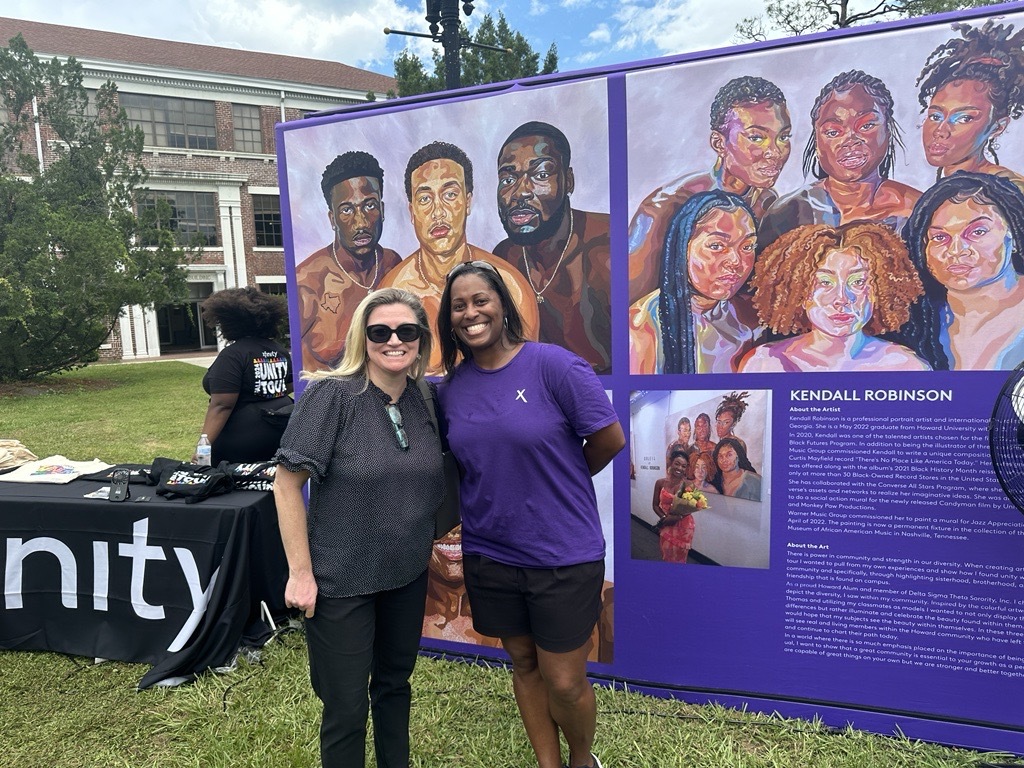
277,3,1024,753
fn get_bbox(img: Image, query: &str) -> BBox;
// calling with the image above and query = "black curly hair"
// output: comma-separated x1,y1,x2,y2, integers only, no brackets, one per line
320,151,384,206
404,141,474,201
709,76,787,134
716,391,750,424
200,286,288,341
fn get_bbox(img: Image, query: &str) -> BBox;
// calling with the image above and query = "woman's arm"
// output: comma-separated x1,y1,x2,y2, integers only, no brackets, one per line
273,465,317,618
196,392,239,458
651,478,666,518
583,421,626,476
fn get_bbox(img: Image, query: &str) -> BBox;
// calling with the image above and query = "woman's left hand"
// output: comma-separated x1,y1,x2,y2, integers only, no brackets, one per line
285,572,318,618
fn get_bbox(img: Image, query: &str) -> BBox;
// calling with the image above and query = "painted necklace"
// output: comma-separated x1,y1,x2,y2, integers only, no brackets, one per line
330,241,380,291
521,207,573,305
414,249,445,297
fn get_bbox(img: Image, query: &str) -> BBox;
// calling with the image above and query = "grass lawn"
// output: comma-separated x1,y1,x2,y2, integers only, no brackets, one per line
0,361,208,464
0,362,1016,767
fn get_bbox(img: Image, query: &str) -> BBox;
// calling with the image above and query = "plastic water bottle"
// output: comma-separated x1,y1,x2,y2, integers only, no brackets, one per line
196,434,212,466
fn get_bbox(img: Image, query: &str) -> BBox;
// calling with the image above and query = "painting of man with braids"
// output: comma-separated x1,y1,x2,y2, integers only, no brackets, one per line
296,151,402,371
917,19,1024,192
492,121,612,374
759,70,922,247
628,76,791,304
899,171,1024,370
738,222,928,373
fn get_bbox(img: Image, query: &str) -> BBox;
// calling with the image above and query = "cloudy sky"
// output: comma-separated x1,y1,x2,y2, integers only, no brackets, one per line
2,0,759,77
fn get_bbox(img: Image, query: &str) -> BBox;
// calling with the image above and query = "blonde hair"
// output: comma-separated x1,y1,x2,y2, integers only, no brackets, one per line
302,288,432,386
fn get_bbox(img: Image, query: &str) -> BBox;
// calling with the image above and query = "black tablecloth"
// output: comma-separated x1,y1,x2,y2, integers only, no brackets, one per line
0,478,287,687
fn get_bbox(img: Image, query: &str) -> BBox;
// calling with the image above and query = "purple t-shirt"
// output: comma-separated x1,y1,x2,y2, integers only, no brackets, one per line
437,342,617,568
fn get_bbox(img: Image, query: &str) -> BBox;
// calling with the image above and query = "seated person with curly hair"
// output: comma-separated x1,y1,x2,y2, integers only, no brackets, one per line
739,222,929,373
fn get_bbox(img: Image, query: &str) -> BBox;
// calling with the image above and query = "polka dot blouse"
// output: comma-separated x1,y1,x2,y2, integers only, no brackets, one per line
276,376,445,598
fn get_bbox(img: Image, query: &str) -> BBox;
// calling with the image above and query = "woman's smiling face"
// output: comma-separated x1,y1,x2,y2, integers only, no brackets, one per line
668,456,688,478
365,303,421,380
449,273,505,354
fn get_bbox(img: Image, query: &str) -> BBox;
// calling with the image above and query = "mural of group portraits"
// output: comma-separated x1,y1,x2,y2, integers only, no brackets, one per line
627,16,1024,374
283,79,612,377
281,81,617,659
630,390,771,570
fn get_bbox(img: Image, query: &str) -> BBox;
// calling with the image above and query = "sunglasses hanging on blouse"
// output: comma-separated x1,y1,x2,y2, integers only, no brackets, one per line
386,403,409,450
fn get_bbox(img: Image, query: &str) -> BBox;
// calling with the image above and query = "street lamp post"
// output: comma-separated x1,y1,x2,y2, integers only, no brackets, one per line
385,0,508,91
438,0,462,89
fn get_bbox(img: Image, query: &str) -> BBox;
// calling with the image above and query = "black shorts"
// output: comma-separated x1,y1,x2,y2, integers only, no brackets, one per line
463,554,604,653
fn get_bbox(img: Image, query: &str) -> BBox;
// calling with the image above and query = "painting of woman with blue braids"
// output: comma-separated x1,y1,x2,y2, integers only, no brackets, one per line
899,171,1024,370
917,20,1024,192
629,190,760,374
759,70,922,245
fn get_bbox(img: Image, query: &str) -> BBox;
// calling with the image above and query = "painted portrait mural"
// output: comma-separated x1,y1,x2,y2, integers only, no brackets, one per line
273,8,1024,754
626,17,1024,374
280,88,614,657
630,390,772,569
283,79,612,377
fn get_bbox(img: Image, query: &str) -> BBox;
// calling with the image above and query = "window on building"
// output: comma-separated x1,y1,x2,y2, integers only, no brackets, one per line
259,283,290,339
140,191,219,247
120,93,217,150
252,194,283,247
232,104,262,153
259,282,287,296
78,89,98,119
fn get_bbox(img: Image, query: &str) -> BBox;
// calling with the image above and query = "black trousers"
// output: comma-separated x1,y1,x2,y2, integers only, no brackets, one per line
305,570,428,768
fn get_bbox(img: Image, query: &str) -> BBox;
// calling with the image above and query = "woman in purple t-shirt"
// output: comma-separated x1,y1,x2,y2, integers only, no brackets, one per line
436,262,625,768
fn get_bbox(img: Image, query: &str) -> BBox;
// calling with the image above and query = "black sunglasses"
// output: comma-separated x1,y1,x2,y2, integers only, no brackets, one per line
366,323,424,344
445,260,499,282
386,403,410,450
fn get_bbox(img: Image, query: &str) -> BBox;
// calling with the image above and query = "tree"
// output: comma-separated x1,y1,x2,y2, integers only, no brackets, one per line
391,11,558,97
0,34,193,382
735,0,1003,42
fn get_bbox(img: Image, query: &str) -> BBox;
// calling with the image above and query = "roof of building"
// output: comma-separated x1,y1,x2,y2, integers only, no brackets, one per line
0,16,396,94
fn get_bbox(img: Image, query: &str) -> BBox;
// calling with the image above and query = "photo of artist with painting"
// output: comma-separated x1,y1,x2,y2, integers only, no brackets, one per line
629,390,771,569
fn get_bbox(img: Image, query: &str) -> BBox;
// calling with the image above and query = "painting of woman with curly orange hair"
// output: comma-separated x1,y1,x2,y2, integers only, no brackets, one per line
738,222,929,372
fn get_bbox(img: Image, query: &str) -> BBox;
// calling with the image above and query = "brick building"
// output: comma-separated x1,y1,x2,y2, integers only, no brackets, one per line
0,16,394,359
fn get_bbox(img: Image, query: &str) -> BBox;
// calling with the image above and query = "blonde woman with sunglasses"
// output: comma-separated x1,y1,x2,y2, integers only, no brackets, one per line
273,287,445,768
